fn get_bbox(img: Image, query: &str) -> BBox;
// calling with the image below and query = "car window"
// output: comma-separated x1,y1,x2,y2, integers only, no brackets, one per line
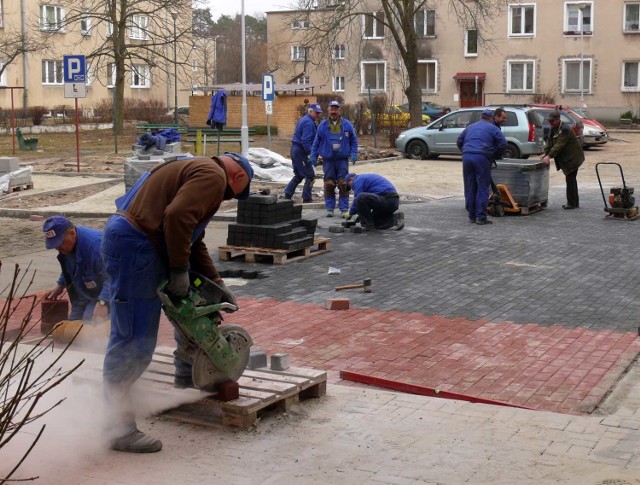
503,111,519,127
440,111,475,129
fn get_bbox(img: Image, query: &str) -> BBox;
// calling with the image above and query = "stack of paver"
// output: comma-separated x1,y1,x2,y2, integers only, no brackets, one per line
493,158,549,208
226,194,317,250
125,142,192,191
0,156,33,194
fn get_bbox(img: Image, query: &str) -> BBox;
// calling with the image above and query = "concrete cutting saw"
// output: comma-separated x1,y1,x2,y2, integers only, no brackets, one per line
157,273,253,392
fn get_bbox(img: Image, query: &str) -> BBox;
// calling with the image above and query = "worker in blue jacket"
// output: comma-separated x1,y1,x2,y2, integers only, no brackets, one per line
43,215,110,321
456,109,507,225
206,89,227,130
345,173,404,230
282,103,323,202
310,100,358,217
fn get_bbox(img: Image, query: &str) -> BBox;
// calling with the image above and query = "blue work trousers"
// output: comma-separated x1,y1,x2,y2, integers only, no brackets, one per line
322,157,349,211
355,193,400,229
462,154,492,221
284,143,315,201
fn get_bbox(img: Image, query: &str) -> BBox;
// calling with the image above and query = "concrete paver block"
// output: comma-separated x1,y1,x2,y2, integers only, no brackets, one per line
270,353,290,371
325,298,349,310
248,349,267,369
29,214,45,221
0,156,19,173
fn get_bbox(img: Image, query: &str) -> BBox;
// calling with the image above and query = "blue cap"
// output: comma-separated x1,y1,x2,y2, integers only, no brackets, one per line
310,103,323,113
481,109,494,118
345,173,356,185
221,152,254,200
43,215,70,250
328,100,341,107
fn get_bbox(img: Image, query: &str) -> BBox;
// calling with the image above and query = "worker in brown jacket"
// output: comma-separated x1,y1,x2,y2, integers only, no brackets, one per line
541,110,585,210
101,154,253,453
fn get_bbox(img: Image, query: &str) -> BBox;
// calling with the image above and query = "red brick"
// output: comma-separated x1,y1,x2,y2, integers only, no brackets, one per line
29,214,45,222
325,298,349,310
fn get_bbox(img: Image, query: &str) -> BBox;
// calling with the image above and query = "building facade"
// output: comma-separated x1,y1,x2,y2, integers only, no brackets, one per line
0,0,192,114
267,0,640,122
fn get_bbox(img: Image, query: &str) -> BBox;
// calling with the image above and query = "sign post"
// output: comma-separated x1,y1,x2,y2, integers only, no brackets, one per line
262,74,275,150
63,55,87,172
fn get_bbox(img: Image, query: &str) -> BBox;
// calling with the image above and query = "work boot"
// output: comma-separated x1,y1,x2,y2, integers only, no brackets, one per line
393,212,405,231
110,427,162,453
279,193,292,200
174,374,194,389
476,219,493,225
341,211,350,219
326,210,334,217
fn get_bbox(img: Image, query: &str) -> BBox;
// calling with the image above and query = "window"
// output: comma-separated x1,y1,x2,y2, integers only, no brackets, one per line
465,29,478,56
40,5,64,31
295,76,310,91
42,60,63,84
192,60,198,71
80,11,91,35
415,9,436,37
131,64,150,88
361,61,386,92
363,11,384,39
564,2,592,35
333,75,345,92
0,1,4,29
291,20,309,29
509,4,535,36
622,61,640,91
0,63,7,87
436,111,475,129
107,63,116,87
85,62,93,86
624,3,640,32
129,14,148,40
106,21,113,37
507,60,535,92
418,60,437,93
562,58,592,94
291,45,307,61
333,44,345,60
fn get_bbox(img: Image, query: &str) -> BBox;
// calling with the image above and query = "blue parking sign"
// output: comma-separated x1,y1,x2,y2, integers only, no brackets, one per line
63,55,86,83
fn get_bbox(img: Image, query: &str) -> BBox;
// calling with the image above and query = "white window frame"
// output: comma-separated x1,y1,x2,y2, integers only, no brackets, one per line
191,59,198,71
1,1,5,29
40,5,64,32
131,64,150,88
624,2,640,32
564,1,593,35
418,60,438,93
106,21,113,37
464,29,478,57
85,62,93,86
562,58,592,94
415,9,436,37
333,44,345,60
333,75,345,92
508,4,536,37
107,63,116,87
0,63,7,87
363,11,385,39
129,14,149,40
291,45,307,62
622,61,640,91
295,76,310,92
507,60,535,92
291,20,309,29
42,59,64,85
360,60,386,93
80,11,91,35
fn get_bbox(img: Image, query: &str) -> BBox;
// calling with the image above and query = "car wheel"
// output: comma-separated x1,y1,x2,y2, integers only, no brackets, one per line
406,140,428,160
503,142,521,159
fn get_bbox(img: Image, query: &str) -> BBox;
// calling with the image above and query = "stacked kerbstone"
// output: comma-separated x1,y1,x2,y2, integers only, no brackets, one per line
124,148,191,191
227,194,318,250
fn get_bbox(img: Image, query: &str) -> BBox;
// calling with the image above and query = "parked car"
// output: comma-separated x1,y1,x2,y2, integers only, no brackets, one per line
400,102,451,121
569,107,609,148
366,105,430,130
527,106,584,146
395,106,544,160
396,104,431,125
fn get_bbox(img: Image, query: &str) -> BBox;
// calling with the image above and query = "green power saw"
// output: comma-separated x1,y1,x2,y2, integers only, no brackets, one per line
157,273,253,392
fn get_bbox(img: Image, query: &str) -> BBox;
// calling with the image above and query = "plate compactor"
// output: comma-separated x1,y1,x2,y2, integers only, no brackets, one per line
595,162,639,221
157,273,253,392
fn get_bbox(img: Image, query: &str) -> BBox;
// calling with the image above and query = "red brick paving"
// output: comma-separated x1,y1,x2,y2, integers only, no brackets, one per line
7,294,640,415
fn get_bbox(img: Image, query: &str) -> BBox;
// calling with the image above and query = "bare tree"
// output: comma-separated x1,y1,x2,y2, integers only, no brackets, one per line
281,0,507,127
0,261,82,483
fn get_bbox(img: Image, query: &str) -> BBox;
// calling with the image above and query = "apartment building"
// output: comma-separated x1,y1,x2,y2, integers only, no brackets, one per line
267,0,640,121
0,0,192,114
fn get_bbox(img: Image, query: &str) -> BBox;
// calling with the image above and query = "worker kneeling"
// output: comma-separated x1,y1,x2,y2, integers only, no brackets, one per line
345,173,404,231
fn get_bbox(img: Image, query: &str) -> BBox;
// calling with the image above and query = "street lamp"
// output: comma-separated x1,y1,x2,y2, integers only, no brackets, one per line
170,11,179,125
576,2,589,108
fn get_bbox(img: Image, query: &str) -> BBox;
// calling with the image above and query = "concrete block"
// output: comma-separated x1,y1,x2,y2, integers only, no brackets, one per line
248,349,267,369
325,298,350,310
215,381,240,401
329,226,345,233
164,142,182,154
270,353,290,371
0,157,19,173
41,299,69,334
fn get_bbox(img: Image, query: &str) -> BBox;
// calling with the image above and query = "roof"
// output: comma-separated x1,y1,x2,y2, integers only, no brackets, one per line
453,72,486,81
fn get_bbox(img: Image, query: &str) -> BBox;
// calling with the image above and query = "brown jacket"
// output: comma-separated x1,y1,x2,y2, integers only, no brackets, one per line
124,157,227,278
544,122,585,175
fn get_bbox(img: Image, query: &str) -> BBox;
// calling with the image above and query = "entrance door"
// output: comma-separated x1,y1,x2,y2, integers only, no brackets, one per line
459,81,483,107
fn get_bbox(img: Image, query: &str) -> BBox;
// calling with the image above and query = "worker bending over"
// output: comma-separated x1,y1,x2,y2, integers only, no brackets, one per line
345,173,404,230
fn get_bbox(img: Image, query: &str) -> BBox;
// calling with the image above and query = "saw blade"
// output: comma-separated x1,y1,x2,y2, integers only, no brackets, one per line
191,324,252,392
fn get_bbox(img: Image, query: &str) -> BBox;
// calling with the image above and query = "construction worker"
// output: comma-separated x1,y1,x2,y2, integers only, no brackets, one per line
457,109,507,225
345,173,404,230
310,100,358,218
282,103,323,202
101,154,253,453
42,215,110,321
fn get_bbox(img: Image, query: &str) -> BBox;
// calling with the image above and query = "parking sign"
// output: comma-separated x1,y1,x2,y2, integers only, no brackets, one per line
262,74,275,101
63,55,86,83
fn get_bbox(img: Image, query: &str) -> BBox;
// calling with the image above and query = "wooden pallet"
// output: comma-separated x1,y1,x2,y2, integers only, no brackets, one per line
73,347,327,431
218,237,331,264
518,200,547,215
6,182,34,194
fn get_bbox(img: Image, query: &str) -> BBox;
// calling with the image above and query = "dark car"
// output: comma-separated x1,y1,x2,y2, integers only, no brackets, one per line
400,102,451,121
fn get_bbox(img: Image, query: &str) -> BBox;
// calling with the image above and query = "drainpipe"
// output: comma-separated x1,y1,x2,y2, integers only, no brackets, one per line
21,0,28,111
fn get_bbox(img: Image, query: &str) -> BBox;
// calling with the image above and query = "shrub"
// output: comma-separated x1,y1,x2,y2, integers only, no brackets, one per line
93,98,115,123
620,110,633,120
252,125,278,136
28,106,48,126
